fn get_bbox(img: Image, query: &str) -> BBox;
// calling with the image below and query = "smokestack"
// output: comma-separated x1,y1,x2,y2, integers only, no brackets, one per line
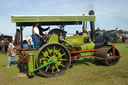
89,10,95,41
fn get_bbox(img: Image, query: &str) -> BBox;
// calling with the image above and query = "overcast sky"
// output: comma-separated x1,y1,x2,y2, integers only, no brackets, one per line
0,0,128,37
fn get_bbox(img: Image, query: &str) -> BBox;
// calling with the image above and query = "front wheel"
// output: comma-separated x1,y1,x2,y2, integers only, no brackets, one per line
104,48,120,66
93,46,120,66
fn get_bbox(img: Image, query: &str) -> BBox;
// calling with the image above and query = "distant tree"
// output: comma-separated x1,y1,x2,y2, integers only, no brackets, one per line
102,29,106,32
117,29,124,34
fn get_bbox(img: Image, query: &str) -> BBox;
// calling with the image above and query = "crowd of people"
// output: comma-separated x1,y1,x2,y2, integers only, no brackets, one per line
4,23,50,68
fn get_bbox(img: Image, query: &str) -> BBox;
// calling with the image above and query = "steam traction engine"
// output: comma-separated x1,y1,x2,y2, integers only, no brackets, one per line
11,10,120,78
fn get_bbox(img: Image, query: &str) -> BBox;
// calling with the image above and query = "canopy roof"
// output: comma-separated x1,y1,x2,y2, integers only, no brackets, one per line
11,15,95,26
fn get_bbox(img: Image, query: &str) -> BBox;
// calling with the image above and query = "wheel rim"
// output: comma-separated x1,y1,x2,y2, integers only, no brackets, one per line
36,43,71,77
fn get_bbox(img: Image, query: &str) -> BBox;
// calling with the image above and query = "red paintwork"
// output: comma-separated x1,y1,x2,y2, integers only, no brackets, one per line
70,49,100,54
112,45,115,56
16,45,21,50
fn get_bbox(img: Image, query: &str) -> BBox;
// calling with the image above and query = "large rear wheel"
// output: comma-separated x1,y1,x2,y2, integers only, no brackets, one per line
36,43,71,77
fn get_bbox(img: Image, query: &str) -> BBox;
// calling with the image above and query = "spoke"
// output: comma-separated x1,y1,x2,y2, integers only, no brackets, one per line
52,64,55,74
40,58,48,64
58,59,67,61
53,46,56,55
55,64,60,72
42,61,48,65
39,60,42,64
57,53,66,58
42,52,48,57
60,64,65,67
47,56,50,58
40,58,48,61
47,48,51,55
45,66,50,72
55,49,61,55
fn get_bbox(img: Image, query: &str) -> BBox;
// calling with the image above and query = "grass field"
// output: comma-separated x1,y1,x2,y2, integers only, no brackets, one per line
0,43,128,85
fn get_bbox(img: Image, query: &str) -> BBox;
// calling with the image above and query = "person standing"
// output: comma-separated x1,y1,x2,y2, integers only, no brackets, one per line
32,23,50,49
1,39,5,53
7,43,17,68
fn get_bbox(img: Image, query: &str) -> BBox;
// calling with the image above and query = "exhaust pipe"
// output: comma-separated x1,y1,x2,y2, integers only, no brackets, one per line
89,10,95,41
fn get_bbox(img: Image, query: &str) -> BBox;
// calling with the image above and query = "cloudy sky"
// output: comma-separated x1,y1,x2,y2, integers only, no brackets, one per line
0,0,128,37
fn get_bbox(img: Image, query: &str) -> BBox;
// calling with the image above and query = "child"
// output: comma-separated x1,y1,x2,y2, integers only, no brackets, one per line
23,40,28,48
7,43,17,68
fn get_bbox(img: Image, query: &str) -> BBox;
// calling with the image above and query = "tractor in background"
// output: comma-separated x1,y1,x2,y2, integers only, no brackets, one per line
11,10,120,78
0,34,12,53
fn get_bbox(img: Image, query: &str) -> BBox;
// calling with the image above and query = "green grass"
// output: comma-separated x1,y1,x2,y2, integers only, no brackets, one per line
0,43,128,85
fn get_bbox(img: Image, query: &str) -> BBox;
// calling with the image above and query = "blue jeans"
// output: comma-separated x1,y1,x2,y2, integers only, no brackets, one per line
32,34,40,49
8,56,17,67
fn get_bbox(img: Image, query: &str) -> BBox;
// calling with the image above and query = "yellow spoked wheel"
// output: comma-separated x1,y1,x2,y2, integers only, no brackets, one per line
36,43,71,77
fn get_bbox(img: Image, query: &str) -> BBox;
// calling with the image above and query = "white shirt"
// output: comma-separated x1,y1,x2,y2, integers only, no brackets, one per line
33,27,39,34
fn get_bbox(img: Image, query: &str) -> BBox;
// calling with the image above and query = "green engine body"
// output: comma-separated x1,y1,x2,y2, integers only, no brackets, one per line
48,33,95,51
65,33,95,51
